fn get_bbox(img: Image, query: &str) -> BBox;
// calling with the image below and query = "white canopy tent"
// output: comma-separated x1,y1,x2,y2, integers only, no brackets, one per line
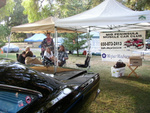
56,0,150,32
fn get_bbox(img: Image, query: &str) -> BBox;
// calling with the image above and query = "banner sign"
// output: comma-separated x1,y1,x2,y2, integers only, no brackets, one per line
100,31,146,62
101,50,132,62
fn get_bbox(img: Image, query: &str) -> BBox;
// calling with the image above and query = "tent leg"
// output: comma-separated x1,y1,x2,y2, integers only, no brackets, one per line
6,32,12,58
87,27,91,71
54,27,58,74
87,27,91,55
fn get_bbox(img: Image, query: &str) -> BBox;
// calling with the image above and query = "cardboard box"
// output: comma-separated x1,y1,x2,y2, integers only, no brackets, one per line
129,56,142,66
111,67,125,77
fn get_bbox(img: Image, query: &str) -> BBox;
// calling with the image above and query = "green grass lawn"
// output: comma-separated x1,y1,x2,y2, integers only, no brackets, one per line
67,54,150,113
1,50,150,113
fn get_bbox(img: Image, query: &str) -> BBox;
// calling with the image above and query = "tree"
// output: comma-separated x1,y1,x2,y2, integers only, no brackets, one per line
9,0,28,39
61,33,88,56
0,0,15,21
126,0,150,39
22,0,56,23
7,0,28,27
126,0,150,11
56,0,84,18
0,0,29,41
21,0,95,21
0,24,10,42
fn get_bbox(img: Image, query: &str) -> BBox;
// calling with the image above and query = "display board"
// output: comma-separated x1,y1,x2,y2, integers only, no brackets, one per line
100,31,146,62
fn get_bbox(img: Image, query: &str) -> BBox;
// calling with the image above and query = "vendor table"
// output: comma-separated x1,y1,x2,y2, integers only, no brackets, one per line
127,64,139,78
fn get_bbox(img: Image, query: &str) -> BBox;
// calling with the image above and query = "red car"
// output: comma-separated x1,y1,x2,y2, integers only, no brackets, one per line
124,39,144,49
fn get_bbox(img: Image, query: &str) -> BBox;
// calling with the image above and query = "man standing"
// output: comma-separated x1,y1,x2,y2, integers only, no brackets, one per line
41,33,54,56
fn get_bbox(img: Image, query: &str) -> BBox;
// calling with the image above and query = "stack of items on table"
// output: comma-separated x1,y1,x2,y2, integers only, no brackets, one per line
129,56,142,66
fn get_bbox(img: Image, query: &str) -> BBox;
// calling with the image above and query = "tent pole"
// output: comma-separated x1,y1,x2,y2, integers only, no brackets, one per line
75,29,79,55
87,27,91,71
6,32,12,58
54,26,58,74
87,27,91,55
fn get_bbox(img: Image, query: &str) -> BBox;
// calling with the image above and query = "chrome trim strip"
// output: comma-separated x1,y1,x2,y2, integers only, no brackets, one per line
0,84,43,97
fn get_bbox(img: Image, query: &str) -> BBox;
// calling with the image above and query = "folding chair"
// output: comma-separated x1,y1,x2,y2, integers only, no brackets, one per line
76,55,91,70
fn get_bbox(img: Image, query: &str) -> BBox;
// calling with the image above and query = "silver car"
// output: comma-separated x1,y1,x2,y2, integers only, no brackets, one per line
2,44,19,53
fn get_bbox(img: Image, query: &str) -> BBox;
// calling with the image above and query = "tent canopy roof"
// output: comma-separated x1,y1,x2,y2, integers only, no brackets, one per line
11,17,85,33
56,0,150,32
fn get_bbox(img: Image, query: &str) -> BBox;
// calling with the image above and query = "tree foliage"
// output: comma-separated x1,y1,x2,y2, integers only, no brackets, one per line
0,0,28,41
0,0,15,21
126,0,150,10
22,0,55,23
0,24,10,42
56,0,92,18
61,33,88,56
22,0,41,23
8,0,28,39
6,0,28,27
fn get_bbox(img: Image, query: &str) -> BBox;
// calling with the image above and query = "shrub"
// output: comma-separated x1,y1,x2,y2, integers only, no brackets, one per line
0,41,5,48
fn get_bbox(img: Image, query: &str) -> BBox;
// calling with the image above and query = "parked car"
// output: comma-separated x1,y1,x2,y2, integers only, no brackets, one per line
0,58,100,113
124,39,144,49
2,44,19,53
145,39,150,49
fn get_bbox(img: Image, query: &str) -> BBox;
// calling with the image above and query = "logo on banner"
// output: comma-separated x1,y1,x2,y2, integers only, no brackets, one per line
102,53,106,58
139,15,146,20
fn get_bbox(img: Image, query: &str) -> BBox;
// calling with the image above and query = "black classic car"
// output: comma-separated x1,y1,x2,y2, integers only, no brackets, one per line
0,58,100,113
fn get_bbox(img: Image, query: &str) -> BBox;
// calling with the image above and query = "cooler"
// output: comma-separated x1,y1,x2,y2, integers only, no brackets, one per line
111,67,125,77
